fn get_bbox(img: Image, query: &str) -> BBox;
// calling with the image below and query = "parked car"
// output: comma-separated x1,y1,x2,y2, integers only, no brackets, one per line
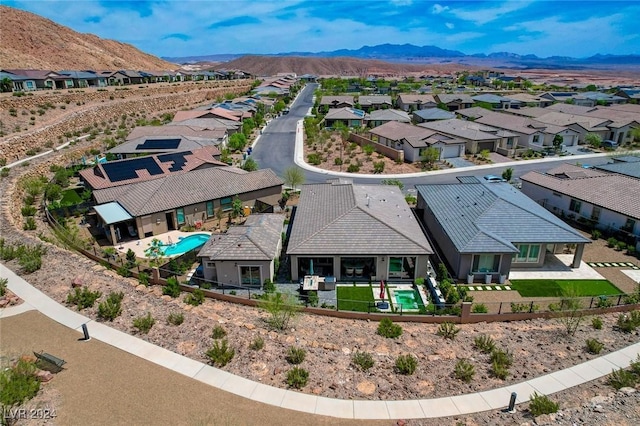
602,140,618,149
483,175,506,183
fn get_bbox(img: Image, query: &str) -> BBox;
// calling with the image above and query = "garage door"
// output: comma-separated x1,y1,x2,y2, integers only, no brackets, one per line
442,144,461,158
562,135,576,146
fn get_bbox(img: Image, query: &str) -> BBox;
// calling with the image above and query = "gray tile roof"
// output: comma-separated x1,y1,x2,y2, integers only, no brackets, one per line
369,121,435,141
325,107,365,120
367,109,411,122
320,96,355,106
594,162,640,179
198,214,285,261
416,183,589,254
418,119,501,141
435,94,474,104
521,166,640,220
413,108,455,121
358,95,392,106
287,182,433,255
93,168,283,217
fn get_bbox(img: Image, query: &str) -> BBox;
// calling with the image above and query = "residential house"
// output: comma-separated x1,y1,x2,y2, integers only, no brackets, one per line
369,121,464,162
572,92,627,107
0,70,29,92
366,109,411,127
416,181,590,282
593,156,640,179
395,94,437,112
615,88,640,102
324,107,366,128
471,94,522,110
90,165,283,243
319,96,355,112
434,94,474,111
358,95,392,112
109,70,145,85
505,93,554,108
108,126,226,158
418,118,505,154
197,214,285,288
521,163,640,247
287,180,433,282
1,69,64,91
510,108,613,144
57,70,108,88
412,108,455,124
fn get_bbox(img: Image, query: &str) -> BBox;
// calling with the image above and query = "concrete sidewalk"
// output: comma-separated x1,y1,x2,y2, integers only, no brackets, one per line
2,262,639,420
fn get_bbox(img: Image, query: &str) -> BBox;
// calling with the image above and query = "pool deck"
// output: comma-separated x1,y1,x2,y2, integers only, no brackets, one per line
372,283,429,313
115,230,212,258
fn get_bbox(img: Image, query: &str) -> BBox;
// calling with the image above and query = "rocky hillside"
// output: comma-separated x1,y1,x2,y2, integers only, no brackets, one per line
0,6,176,70
217,55,473,77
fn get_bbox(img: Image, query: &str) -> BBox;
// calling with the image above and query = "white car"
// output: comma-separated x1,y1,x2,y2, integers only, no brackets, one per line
483,175,506,183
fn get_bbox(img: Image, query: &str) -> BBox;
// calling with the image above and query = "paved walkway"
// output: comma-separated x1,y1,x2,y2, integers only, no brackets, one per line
2,262,639,420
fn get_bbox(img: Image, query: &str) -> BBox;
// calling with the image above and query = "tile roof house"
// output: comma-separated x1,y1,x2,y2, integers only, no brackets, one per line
505,93,554,108
2,69,64,90
287,180,433,282
91,167,283,242
521,164,640,244
324,107,366,128
434,94,475,111
358,95,392,112
369,121,464,162
319,96,355,110
418,118,507,154
416,181,590,281
471,94,523,110
197,214,285,288
412,108,455,124
366,109,411,127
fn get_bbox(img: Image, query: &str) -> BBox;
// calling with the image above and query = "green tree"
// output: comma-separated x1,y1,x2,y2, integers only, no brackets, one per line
421,147,440,165
228,133,247,151
242,157,258,171
501,167,513,182
0,77,12,93
231,196,244,219
282,167,305,191
0,358,40,421
258,292,301,331
585,133,602,148
553,135,564,152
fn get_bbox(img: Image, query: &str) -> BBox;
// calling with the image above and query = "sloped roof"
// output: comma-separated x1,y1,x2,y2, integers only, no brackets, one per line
521,164,640,219
358,95,392,106
125,125,227,142
369,121,436,141
367,109,411,122
168,117,240,131
594,162,640,179
397,94,437,104
325,107,365,120
320,96,355,106
198,214,285,261
418,118,500,141
458,107,568,135
435,94,474,104
413,108,455,121
287,182,433,255
109,135,224,155
416,183,589,254
93,168,283,217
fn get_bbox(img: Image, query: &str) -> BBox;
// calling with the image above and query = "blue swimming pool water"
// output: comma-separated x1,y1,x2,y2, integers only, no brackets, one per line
393,289,424,311
161,234,210,256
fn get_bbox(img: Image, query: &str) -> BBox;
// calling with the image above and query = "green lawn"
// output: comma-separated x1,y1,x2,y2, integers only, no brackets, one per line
337,285,375,312
509,279,623,297
60,189,82,205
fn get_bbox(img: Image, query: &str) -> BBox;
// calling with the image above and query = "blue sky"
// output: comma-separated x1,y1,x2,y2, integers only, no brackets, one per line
6,1,639,58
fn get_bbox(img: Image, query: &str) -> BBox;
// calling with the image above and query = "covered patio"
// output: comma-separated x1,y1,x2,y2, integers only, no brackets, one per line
93,202,136,245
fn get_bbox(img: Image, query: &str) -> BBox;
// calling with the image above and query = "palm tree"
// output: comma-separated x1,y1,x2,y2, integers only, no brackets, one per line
0,77,12,93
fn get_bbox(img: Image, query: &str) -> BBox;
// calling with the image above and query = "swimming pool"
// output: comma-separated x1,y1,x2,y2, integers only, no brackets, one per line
161,233,210,256
393,289,423,311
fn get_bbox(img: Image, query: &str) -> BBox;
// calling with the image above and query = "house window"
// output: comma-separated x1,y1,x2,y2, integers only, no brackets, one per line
26,81,34,89
205,261,216,268
472,254,500,273
176,208,185,225
569,199,581,214
206,201,214,218
623,218,636,233
532,135,540,144
514,244,541,263
389,256,416,280
591,206,601,222
220,197,232,211
240,266,261,286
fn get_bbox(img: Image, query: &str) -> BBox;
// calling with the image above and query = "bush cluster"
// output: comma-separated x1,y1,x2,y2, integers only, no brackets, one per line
528,392,559,416
66,287,102,310
351,351,375,371
285,347,306,365
98,291,124,321
377,318,403,338
184,288,205,306
286,367,309,389
206,339,235,367
585,338,604,354
454,359,475,383
395,354,417,375
437,322,460,340
167,312,184,326
616,311,640,333
133,313,155,334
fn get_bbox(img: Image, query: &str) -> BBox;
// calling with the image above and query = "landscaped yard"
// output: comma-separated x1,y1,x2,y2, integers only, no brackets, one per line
60,188,82,205
336,284,375,312
509,279,623,297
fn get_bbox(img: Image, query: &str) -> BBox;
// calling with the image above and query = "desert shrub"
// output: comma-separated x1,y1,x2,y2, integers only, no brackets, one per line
211,325,227,339
285,347,306,365
162,276,181,298
454,359,475,383
529,392,559,416
249,336,264,351
395,354,417,375
286,367,309,389
16,244,45,272
351,351,375,371
473,335,496,354
491,347,514,368
437,322,460,340
472,303,488,313
592,317,603,330
0,358,40,415
184,288,205,306
0,277,7,296
21,205,37,216
607,237,617,248
377,317,403,338
346,164,360,173
138,271,150,286
66,287,102,310
258,292,301,331
133,313,155,334
97,291,124,321
491,361,510,380
608,368,637,390
307,153,322,165
616,311,640,333
23,217,37,231
591,229,602,240
585,338,604,354
205,339,235,367
167,312,184,326
263,279,276,293
116,265,132,277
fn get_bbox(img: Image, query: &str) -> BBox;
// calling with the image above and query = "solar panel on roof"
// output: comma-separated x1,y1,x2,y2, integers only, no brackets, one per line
157,151,191,172
101,157,164,182
136,138,181,150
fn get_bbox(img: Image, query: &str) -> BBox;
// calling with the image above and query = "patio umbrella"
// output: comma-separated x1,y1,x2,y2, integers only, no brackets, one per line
309,259,314,275
379,280,385,300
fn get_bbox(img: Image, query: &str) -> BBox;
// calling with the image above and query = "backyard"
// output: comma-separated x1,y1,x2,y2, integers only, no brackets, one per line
509,279,623,297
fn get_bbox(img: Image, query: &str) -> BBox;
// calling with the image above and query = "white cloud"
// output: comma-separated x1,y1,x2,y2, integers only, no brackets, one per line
449,1,534,25
431,4,449,14
390,0,413,6
445,22,454,29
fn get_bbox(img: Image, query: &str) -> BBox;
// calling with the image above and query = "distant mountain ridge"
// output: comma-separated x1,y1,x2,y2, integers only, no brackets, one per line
165,43,640,68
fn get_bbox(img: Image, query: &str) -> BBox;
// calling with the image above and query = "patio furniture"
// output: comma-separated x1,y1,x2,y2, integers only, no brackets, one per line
345,268,354,277
355,268,364,277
